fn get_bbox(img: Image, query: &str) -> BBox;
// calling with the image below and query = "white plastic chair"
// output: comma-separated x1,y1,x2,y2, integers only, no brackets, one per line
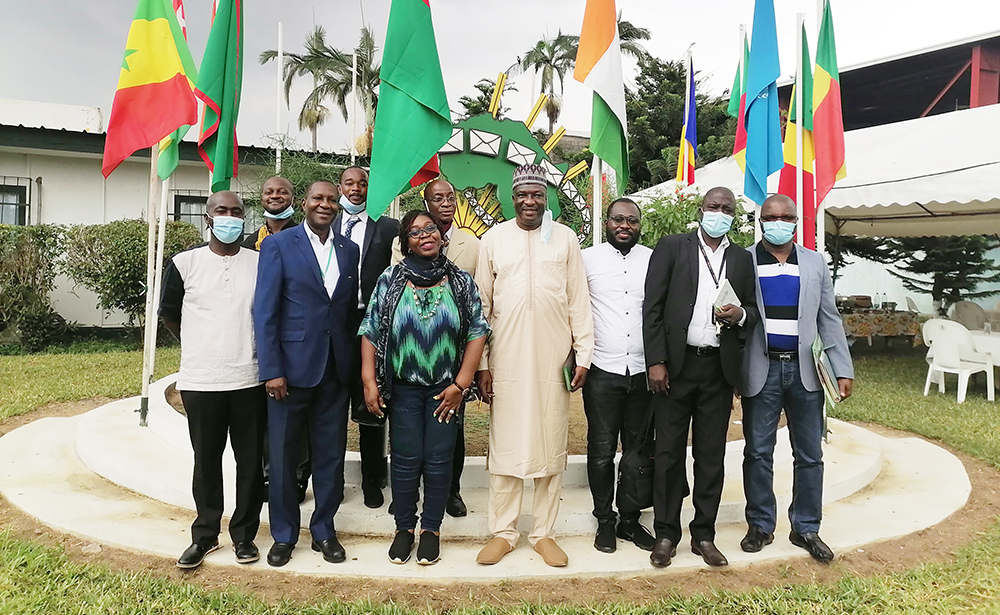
905,296,920,313
952,301,987,331
923,319,994,403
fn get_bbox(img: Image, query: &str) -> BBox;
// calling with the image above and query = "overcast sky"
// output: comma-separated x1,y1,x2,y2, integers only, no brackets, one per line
3,0,998,153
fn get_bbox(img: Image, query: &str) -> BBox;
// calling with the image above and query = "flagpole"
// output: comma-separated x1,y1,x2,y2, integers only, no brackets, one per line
139,147,162,427
815,0,827,258
592,155,603,246
352,52,359,166
276,21,284,173
146,176,172,415
683,50,692,186
795,14,805,245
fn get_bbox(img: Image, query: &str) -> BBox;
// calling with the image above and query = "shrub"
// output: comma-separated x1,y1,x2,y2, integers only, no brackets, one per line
62,219,202,325
0,224,66,350
638,186,755,249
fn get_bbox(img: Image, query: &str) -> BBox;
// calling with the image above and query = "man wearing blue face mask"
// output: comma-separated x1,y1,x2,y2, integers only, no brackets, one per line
159,191,266,569
243,176,297,250
643,187,759,569
739,193,853,563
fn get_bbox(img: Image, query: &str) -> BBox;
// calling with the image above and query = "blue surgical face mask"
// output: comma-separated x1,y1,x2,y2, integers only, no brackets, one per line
762,220,796,246
339,194,366,216
263,205,294,220
210,215,244,244
700,211,734,238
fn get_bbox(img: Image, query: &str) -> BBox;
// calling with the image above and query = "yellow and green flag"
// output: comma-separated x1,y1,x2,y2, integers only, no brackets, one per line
196,0,243,193
102,0,198,178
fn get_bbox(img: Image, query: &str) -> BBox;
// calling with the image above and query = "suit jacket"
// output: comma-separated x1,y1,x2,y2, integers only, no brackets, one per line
253,224,360,388
389,226,481,275
333,211,400,307
742,242,854,397
643,230,759,390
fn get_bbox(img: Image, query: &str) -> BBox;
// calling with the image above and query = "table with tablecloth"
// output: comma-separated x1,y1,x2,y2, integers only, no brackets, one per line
840,310,923,345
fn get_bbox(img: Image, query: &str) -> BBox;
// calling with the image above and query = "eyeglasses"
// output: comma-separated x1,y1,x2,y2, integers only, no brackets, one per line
407,223,439,239
608,214,640,226
428,195,457,204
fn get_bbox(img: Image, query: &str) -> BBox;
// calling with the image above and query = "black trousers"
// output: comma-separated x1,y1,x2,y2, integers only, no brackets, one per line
652,350,733,544
582,366,654,524
180,386,266,547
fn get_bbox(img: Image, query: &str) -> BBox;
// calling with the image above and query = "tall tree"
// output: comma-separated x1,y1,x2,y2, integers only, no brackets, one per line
260,25,380,153
456,77,518,120
515,31,577,136
565,11,652,62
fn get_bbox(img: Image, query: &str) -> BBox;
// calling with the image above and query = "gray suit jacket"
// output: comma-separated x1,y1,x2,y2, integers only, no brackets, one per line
742,243,854,397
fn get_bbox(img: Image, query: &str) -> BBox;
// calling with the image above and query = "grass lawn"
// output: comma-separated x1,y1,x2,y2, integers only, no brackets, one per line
3,345,1000,613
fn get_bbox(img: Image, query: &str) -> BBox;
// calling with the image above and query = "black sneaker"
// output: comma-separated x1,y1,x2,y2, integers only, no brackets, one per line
388,531,415,564
617,519,656,551
594,521,617,553
416,531,440,565
176,541,220,569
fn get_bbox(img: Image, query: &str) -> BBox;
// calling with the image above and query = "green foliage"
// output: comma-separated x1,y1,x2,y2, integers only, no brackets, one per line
0,224,66,350
638,187,755,249
514,31,577,136
456,77,518,121
61,220,201,326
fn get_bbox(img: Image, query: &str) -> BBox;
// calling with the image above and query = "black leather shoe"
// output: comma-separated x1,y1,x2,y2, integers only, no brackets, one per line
617,519,656,551
176,541,220,569
262,479,269,503
363,485,384,509
789,531,834,562
233,541,259,564
296,481,308,504
311,535,347,563
267,542,294,567
446,493,468,517
691,540,729,566
649,538,677,568
388,530,415,564
594,521,617,553
740,525,775,553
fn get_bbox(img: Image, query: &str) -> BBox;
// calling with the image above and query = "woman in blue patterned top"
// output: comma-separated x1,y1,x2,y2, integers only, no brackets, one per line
359,210,489,565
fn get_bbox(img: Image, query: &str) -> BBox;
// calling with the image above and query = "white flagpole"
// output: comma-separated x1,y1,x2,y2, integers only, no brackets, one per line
139,147,162,427
592,155,603,246
351,52,359,165
683,50,692,186
795,14,805,245
815,0,827,257
276,21,284,173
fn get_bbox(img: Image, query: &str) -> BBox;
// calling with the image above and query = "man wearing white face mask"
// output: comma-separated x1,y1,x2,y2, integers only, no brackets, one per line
739,194,853,563
160,191,266,569
642,186,758,569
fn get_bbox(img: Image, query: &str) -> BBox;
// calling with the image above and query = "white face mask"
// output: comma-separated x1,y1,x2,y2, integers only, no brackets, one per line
339,194,366,216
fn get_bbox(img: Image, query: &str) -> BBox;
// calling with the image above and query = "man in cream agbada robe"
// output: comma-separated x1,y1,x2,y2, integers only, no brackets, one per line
474,164,594,568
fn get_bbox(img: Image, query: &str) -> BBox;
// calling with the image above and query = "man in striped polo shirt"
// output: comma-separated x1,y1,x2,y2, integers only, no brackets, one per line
740,194,854,562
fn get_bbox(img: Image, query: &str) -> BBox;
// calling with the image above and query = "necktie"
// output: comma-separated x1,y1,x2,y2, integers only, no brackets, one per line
344,215,360,239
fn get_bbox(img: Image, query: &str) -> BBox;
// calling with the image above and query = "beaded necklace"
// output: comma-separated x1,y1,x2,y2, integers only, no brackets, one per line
413,283,446,320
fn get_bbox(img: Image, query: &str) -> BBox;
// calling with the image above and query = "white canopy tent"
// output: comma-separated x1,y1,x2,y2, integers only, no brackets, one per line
632,104,1000,238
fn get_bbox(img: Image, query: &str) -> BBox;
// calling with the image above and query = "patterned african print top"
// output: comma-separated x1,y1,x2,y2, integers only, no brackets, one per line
359,268,490,387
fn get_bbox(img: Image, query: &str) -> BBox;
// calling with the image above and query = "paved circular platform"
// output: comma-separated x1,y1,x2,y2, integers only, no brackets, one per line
0,375,972,580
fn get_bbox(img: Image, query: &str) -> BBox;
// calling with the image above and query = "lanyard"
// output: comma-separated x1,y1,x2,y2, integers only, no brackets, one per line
697,242,725,289
321,242,335,279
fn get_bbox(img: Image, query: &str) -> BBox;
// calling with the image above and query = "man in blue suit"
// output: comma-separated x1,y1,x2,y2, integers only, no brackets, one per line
740,194,854,563
254,180,360,567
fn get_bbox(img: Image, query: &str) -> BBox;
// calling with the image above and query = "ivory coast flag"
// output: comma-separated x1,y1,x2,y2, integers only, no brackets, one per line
101,0,198,178
675,56,697,185
367,0,451,220
728,34,750,172
777,24,816,248
813,0,847,204
573,0,629,194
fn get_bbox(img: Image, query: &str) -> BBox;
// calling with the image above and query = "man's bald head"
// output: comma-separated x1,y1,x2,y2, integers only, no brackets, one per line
760,194,796,220
207,190,244,213
703,186,736,207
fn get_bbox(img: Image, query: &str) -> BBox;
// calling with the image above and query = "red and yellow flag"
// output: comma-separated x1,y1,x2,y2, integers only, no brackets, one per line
813,0,847,204
102,0,198,178
777,24,816,248
729,34,750,172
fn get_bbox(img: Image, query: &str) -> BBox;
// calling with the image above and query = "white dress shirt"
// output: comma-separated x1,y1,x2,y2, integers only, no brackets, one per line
340,207,369,252
441,224,453,257
582,241,652,376
687,232,730,348
304,223,340,298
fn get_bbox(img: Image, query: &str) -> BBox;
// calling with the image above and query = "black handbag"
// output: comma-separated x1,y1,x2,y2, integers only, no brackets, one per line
616,415,655,512
349,382,387,426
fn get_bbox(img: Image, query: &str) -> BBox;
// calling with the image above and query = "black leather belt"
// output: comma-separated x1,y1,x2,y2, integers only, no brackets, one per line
768,350,798,361
686,345,720,356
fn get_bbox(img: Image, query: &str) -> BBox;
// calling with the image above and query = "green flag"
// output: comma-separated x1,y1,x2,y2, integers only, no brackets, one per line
195,0,242,192
367,0,452,220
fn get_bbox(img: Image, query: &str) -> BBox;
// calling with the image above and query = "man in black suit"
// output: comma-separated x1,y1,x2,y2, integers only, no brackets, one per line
642,186,758,569
254,180,360,567
333,166,400,508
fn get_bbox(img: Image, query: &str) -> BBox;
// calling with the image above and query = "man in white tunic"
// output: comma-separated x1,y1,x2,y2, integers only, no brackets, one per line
474,164,594,567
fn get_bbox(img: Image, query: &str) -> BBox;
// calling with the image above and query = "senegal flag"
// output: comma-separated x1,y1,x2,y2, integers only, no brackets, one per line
813,0,847,204
777,24,816,248
367,0,452,220
101,0,198,178
196,0,243,193
573,0,629,194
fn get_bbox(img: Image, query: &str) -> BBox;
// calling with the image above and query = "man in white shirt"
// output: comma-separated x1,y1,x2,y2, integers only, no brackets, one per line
159,191,265,569
581,198,655,553
642,187,759,568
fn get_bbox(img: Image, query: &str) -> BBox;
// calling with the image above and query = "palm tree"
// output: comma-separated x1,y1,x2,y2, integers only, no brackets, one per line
456,77,518,120
260,25,380,153
564,12,652,63
515,31,577,136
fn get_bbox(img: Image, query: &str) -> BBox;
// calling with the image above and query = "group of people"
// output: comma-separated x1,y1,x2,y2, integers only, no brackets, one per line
159,162,854,572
